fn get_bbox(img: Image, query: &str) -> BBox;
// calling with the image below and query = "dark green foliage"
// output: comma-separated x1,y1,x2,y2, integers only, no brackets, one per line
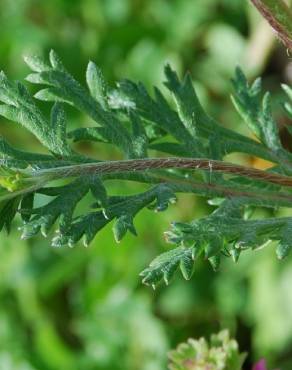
231,68,284,156
140,247,194,288
141,199,292,286
1,51,292,287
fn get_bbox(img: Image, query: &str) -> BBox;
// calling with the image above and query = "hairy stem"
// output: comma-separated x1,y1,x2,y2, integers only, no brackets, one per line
2,165,292,209
30,157,292,187
250,0,292,50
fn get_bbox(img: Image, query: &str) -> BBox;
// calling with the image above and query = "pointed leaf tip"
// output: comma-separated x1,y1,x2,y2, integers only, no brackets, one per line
23,54,50,72
86,61,108,106
49,49,65,71
276,243,291,260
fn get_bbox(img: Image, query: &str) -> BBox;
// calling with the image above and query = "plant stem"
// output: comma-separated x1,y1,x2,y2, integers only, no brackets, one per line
2,165,292,209
250,0,292,50
30,157,292,187
2,157,292,212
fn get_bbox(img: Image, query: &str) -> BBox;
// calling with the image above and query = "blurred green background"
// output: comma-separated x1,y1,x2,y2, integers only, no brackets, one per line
0,0,292,369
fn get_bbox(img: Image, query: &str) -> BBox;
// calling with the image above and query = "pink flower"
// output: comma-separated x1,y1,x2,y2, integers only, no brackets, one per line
253,359,268,370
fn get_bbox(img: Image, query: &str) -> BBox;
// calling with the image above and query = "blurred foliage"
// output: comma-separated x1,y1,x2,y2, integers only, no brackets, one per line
168,330,246,370
0,0,292,370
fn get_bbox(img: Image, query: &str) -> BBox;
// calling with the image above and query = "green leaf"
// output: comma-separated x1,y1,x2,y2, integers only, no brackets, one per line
0,73,71,156
208,254,221,271
86,61,108,108
129,112,148,158
0,197,21,233
283,84,292,121
205,235,223,258
164,65,209,140
20,192,34,222
116,78,199,155
90,177,107,208
51,211,109,248
20,177,96,240
275,220,292,259
231,67,284,154
148,184,177,212
67,127,109,143
24,54,51,72
140,247,194,287
49,103,71,156
25,50,135,157
49,49,66,71
0,51,292,288
113,214,137,243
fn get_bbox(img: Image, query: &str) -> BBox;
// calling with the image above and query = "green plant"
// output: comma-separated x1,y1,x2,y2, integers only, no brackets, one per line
1,51,292,288
168,330,246,370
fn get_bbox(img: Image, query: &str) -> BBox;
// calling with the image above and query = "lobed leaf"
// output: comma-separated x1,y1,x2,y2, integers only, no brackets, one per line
140,246,195,288
0,51,291,288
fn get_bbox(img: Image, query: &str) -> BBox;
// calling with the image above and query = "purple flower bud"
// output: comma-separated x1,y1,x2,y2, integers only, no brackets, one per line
253,359,268,370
